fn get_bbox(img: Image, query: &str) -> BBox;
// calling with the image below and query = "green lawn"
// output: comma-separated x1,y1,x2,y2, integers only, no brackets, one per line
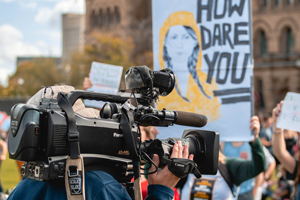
1,153,21,193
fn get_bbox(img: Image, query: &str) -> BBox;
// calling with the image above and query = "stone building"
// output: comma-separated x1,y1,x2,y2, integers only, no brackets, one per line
62,13,85,61
252,0,300,113
84,0,152,55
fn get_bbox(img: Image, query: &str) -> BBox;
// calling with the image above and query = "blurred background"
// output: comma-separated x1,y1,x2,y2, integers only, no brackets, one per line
0,0,299,114
0,0,300,197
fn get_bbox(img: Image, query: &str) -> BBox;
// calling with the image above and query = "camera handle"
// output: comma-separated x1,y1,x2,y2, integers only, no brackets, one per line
57,92,85,200
68,90,142,106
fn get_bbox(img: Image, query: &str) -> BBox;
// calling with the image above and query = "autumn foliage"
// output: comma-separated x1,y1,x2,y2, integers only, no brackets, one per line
1,58,64,97
0,34,153,97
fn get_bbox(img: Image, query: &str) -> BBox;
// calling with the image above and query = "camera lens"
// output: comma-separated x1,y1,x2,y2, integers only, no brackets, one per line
182,131,205,169
160,131,205,170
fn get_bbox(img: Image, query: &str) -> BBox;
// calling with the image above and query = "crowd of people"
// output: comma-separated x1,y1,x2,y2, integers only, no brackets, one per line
0,81,299,200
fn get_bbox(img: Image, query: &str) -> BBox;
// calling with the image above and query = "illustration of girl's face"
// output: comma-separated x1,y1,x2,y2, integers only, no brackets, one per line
165,25,198,63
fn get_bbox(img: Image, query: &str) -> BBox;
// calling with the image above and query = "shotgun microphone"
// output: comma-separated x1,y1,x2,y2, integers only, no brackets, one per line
174,110,207,127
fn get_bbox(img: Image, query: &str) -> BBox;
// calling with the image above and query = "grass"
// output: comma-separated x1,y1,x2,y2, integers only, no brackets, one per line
1,152,21,193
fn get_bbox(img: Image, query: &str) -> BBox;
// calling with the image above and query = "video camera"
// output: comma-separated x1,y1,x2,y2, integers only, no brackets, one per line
8,65,219,184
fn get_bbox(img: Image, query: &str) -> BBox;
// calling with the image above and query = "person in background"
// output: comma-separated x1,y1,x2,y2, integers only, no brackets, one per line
272,101,300,199
253,146,276,200
269,165,292,200
0,111,9,140
180,116,266,200
259,113,274,155
257,111,264,127
283,129,298,157
222,141,255,200
271,178,291,200
0,111,24,183
0,138,6,193
140,126,159,142
292,133,300,160
0,112,9,193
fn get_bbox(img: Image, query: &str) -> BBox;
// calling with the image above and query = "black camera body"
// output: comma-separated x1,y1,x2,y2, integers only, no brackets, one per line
8,95,139,182
9,102,138,161
8,66,220,184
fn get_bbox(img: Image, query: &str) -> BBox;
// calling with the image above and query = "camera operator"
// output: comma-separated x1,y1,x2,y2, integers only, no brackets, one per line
272,101,300,199
7,85,194,200
8,141,192,200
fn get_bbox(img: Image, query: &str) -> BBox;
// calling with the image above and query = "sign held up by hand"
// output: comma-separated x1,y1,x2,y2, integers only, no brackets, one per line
152,0,253,141
277,92,300,132
84,62,123,109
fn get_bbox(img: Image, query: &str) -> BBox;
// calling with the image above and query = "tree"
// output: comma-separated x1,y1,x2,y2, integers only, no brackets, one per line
66,34,136,89
1,34,153,97
66,34,153,89
3,58,65,97
0,85,6,97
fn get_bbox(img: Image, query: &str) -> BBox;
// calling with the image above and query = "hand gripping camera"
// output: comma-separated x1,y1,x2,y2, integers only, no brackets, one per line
8,66,219,185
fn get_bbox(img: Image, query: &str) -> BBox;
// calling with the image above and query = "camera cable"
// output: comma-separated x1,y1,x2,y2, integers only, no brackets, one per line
140,151,158,175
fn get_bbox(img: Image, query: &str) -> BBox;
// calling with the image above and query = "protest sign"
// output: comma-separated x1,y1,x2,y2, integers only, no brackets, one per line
0,111,10,132
276,92,300,132
152,0,253,141
84,62,123,109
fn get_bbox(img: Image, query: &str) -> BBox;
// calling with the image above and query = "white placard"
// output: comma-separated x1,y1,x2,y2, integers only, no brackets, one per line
152,0,253,141
84,62,123,108
277,92,300,132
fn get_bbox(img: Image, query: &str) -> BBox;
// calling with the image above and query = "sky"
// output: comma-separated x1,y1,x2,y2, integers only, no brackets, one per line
0,0,85,86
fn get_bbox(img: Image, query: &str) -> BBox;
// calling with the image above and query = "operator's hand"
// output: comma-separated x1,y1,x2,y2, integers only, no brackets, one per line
148,141,194,189
83,77,93,90
250,116,260,142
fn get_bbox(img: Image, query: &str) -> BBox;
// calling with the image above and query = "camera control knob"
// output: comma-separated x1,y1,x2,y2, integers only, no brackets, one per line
168,140,176,145
53,164,59,172
58,163,65,171
21,167,25,175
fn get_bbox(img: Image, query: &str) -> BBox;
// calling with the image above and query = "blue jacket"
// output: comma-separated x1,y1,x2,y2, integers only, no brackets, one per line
7,170,174,200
